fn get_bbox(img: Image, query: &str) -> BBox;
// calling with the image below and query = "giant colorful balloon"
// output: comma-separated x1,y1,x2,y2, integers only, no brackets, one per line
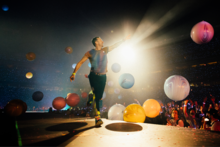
65,46,73,54
4,99,25,117
123,104,146,123
190,21,214,44
26,72,33,79
164,75,190,101
32,91,44,101
108,104,125,120
66,93,80,107
111,63,121,73
52,97,66,110
26,52,36,61
143,99,161,118
119,73,135,89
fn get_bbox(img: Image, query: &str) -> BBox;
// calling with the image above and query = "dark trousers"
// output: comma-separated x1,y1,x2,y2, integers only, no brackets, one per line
88,72,106,111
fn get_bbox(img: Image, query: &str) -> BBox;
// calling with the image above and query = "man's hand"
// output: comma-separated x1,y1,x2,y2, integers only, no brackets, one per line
85,74,88,78
70,74,75,82
124,34,131,41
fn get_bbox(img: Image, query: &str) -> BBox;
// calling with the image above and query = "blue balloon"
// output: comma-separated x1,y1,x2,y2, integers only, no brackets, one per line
88,62,91,68
118,95,122,99
111,63,121,73
2,5,9,11
118,73,135,89
72,63,76,69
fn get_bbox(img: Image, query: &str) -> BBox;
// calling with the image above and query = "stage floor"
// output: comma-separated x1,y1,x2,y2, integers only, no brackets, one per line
1,113,220,147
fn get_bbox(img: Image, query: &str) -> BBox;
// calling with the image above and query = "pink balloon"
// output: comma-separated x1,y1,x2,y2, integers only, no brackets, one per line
190,21,214,44
52,97,66,110
66,93,80,107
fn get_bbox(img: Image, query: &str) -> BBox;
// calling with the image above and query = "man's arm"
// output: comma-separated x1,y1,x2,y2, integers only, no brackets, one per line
73,55,88,74
108,39,125,52
108,34,131,52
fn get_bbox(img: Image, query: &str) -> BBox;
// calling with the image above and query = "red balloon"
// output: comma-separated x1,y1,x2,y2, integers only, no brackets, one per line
190,21,214,44
81,92,87,98
52,97,66,110
4,99,24,117
66,93,80,107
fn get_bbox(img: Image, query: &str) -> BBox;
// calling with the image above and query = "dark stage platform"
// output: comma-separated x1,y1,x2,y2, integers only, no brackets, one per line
1,113,220,147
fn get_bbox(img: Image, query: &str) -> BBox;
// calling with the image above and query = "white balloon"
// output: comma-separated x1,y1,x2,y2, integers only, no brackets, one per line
108,104,125,120
164,75,190,101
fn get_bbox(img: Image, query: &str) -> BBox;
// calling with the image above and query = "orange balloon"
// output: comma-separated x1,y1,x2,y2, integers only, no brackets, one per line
65,47,73,54
4,99,24,117
190,21,214,44
143,99,161,118
52,97,66,110
26,72,33,79
26,52,36,61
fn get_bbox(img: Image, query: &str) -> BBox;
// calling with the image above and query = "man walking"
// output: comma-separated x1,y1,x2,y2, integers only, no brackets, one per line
70,35,130,126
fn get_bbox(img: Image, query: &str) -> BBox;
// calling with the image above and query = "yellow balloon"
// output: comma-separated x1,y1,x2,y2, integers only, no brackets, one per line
26,72,33,79
143,99,161,118
123,104,146,123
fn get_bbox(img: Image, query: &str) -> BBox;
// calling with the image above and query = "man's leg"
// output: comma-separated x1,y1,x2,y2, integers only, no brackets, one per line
89,73,106,126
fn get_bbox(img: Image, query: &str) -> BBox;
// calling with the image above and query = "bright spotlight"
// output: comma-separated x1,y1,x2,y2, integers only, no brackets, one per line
119,44,135,61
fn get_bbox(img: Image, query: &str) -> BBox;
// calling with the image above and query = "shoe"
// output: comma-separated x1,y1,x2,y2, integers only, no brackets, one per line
95,116,103,127
87,94,93,107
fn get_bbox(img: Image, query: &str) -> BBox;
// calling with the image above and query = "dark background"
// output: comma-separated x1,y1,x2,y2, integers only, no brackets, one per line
1,0,220,109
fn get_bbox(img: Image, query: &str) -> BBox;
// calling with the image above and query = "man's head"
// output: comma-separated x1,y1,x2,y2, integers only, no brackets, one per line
92,37,103,48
